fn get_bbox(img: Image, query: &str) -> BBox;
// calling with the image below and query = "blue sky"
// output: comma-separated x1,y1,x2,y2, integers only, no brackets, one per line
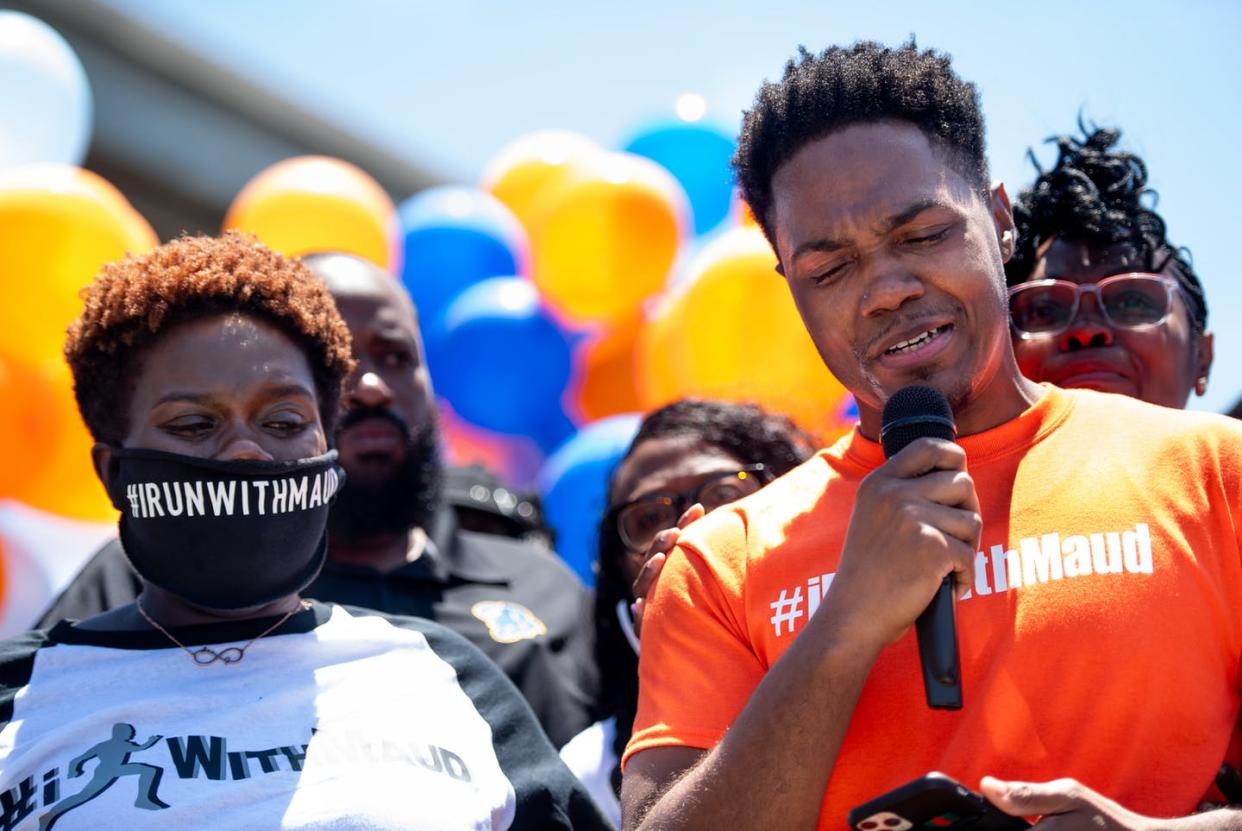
103,0,1242,412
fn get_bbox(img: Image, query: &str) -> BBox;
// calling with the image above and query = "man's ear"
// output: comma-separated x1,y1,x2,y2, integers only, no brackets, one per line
1195,331,1215,396
991,182,1016,263
91,443,115,492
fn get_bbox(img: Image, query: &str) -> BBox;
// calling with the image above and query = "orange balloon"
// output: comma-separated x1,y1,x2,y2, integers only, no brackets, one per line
3,357,115,521
571,313,645,422
637,227,850,441
0,352,60,496
482,130,601,233
734,190,761,230
0,164,158,363
528,152,689,326
225,156,400,272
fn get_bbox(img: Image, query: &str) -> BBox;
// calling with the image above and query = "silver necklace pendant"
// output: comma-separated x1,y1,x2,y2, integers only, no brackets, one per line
191,646,245,665
138,598,308,667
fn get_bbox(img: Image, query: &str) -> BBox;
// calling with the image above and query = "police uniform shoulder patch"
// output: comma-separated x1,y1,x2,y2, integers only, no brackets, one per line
470,601,548,644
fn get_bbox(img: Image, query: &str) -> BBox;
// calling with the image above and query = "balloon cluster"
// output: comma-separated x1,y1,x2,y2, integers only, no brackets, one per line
371,127,857,580
433,127,855,582
0,12,856,590
0,11,153,523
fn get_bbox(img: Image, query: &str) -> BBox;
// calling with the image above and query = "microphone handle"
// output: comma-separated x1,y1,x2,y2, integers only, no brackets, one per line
915,575,962,710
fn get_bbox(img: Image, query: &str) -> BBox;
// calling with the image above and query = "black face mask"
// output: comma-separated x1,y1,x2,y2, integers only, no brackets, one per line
105,447,344,611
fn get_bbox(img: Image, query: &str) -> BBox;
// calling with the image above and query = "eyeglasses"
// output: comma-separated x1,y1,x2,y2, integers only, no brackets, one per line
1008,272,1179,338
608,465,769,552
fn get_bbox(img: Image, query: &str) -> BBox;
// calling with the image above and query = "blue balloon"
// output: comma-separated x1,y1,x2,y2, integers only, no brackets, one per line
427,277,573,442
624,121,737,236
398,186,529,326
530,408,578,457
840,395,859,422
537,414,642,585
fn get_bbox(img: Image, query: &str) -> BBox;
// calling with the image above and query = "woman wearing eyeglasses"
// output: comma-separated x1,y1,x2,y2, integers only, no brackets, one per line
559,400,815,826
1004,125,1242,808
1005,123,1213,410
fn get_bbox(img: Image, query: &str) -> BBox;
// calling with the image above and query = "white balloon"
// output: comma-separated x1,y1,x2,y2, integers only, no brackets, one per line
0,11,92,171
0,499,115,637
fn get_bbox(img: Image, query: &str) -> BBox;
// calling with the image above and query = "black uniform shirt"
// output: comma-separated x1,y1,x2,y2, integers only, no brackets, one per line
35,507,598,749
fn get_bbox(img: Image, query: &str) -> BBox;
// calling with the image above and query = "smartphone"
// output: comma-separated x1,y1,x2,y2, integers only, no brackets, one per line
847,772,1031,831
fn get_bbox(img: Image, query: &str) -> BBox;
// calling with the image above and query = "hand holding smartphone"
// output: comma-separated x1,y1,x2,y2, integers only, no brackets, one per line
848,773,1031,831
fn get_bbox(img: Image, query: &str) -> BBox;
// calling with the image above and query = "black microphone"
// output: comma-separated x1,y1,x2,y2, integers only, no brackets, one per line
880,385,963,711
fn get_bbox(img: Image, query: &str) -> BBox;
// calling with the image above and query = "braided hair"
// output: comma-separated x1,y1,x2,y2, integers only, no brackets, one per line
1006,121,1207,333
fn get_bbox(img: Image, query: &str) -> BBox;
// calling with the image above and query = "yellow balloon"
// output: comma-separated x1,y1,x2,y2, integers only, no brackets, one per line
225,156,400,272
634,293,684,409
0,164,158,364
637,227,850,441
529,152,689,326
482,130,601,233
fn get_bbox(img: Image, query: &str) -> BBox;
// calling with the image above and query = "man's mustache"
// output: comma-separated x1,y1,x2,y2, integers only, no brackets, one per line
335,406,411,441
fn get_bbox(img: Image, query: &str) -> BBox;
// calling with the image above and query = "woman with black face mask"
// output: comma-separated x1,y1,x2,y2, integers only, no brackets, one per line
0,233,607,831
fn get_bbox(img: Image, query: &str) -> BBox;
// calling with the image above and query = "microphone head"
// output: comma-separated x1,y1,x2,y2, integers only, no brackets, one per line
880,385,957,459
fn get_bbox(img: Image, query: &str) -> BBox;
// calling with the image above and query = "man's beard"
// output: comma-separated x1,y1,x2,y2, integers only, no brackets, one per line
329,412,444,543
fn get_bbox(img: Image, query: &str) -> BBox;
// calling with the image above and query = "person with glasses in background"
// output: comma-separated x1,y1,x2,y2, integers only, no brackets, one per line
1005,123,1213,410
1007,123,1242,807
559,400,816,826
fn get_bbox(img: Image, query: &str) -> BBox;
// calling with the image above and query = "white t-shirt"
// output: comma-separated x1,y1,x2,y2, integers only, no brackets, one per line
0,602,608,830
559,718,620,828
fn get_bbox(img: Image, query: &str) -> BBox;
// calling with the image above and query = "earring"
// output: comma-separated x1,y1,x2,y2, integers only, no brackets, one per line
1196,377,1208,396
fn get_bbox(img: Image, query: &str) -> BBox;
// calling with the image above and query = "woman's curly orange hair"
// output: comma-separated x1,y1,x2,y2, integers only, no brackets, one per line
65,231,355,443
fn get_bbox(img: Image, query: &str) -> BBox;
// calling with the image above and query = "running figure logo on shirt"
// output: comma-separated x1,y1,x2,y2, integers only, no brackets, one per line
38,722,168,831
1,721,478,829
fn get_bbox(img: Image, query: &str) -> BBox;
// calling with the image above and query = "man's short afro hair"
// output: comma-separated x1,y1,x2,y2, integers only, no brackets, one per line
733,39,990,244
65,231,356,444
1006,122,1207,333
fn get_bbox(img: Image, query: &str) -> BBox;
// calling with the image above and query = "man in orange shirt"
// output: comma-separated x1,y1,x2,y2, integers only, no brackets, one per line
621,40,1242,830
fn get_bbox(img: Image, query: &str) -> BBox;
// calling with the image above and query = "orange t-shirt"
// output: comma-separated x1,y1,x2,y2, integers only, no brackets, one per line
626,386,1242,826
